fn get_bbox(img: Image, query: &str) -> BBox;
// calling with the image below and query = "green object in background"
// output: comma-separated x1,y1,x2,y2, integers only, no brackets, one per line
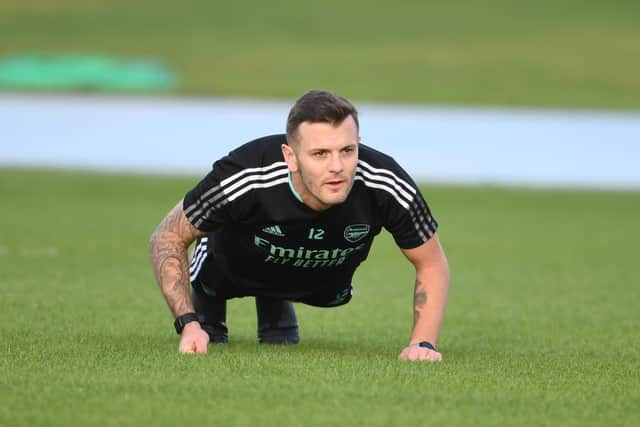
0,1,638,108
0,53,178,92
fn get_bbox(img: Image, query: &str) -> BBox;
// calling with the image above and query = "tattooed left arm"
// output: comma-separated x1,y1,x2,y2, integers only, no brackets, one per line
398,233,450,361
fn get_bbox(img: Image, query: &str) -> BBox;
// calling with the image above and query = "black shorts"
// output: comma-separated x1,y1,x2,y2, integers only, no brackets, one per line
189,237,353,308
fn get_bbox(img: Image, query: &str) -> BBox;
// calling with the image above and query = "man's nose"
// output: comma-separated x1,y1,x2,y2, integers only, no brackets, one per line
328,153,344,173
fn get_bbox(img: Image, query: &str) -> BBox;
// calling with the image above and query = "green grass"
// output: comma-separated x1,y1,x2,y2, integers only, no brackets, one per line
1,168,639,426
1,0,639,109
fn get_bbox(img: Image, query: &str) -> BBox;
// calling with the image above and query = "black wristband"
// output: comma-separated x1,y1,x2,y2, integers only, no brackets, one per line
173,312,200,335
418,341,436,350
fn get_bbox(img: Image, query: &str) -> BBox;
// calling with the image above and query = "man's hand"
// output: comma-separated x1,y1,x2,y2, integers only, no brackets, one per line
398,344,443,362
178,322,209,354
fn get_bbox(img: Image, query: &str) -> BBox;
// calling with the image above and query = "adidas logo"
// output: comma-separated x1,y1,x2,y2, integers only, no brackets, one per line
262,225,285,237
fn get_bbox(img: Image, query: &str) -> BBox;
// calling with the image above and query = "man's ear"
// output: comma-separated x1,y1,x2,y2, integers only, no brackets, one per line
281,143,299,172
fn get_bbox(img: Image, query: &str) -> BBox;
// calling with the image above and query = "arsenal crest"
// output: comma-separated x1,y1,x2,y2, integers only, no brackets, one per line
344,224,370,243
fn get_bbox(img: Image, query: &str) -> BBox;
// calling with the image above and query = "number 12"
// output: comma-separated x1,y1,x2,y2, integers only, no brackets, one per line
308,228,325,240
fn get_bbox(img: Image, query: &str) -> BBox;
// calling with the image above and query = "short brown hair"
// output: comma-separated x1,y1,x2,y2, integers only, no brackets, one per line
286,90,359,141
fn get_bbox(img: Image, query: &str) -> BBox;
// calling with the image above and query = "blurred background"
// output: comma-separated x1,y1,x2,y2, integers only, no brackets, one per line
1,0,639,187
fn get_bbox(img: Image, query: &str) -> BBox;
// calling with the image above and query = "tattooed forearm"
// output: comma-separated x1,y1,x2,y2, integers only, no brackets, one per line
152,241,191,317
149,202,205,318
413,278,428,327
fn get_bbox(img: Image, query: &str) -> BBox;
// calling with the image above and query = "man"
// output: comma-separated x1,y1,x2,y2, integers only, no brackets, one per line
149,90,450,361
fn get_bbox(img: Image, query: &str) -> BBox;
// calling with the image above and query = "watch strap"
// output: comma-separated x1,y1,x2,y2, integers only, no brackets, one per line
173,312,200,335
418,341,436,350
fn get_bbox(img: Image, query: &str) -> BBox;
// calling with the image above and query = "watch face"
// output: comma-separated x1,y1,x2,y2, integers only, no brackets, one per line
418,341,435,350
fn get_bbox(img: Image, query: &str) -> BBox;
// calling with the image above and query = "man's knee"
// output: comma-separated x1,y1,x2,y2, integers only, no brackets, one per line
255,297,300,345
198,318,229,344
192,284,229,344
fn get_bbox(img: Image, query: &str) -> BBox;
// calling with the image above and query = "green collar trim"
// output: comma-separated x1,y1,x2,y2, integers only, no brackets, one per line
288,172,303,203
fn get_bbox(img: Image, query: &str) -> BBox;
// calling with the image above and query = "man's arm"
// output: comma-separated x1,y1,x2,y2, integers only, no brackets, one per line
398,233,450,361
149,200,209,353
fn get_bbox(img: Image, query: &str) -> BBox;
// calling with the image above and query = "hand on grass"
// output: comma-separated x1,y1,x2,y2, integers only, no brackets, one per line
178,322,209,354
398,344,442,362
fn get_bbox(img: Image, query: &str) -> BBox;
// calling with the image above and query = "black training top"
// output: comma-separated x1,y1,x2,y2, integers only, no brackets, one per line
183,134,438,297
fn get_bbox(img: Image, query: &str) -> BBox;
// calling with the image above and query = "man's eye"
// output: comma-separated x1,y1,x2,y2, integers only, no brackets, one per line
313,151,327,158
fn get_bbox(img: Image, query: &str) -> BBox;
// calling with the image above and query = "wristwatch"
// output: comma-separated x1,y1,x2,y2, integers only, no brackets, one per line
173,312,200,335
418,341,436,350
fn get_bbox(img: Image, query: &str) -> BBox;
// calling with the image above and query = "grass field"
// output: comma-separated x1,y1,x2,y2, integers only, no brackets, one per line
1,0,640,109
1,168,639,426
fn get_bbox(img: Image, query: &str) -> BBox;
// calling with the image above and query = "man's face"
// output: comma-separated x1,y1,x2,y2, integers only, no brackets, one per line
282,115,359,211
